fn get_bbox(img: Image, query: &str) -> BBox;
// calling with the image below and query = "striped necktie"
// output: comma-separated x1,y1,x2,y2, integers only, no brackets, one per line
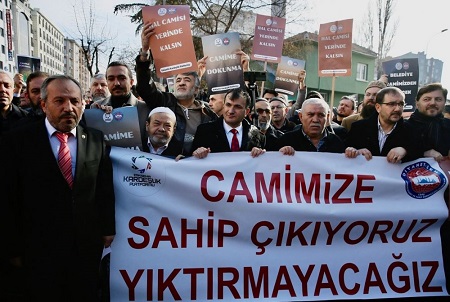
55,132,73,189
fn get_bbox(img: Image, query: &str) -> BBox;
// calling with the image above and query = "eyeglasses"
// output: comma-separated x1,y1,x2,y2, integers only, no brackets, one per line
256,108,271,114
270,105,285,110
380,102,405,108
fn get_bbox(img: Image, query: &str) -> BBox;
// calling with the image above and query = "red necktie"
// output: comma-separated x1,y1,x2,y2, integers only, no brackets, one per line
55,132,73,189
230,129,240,151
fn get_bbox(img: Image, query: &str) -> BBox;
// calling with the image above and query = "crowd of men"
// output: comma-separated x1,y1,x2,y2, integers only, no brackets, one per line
0,22,450,301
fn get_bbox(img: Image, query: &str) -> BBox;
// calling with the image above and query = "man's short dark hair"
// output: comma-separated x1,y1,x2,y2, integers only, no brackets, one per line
340,96,355,110
416,83,448,102
375,87,405,104
41,75,82,101
224,88,251,108
263,88,278,98
26,71,49,93
107,61,134,79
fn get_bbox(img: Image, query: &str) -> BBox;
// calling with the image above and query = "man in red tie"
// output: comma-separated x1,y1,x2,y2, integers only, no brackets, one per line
0,75,115,301
191,88,265,158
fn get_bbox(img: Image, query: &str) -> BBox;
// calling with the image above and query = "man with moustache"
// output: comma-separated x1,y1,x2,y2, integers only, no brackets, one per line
92,61,149,147
344,87,413,163
274,98,346,154
405,83,450,302
341,79,387,131
269,95,296,133
0,75,115,301
143,107,182,157
405,83,450,161
23,71,49,117
333,95,355,125
89,73,110,103
136,22,217,155
248,98,283,151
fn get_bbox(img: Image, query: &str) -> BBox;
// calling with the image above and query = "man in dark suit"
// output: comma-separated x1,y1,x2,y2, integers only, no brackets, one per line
345,86,413,163
142,106,183,158
0,75,115,301
191,88,265,158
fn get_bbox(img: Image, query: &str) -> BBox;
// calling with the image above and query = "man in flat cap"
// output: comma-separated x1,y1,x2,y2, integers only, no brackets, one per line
269,95,296,133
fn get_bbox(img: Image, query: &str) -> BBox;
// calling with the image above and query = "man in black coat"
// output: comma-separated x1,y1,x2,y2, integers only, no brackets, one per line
0,75,115,301
405,83,450,161
345,86,413,163
191,88,265,158
274,98,346,154
404,83,450,298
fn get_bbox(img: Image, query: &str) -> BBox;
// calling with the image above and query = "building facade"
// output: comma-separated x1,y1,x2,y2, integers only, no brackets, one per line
0,0,90,92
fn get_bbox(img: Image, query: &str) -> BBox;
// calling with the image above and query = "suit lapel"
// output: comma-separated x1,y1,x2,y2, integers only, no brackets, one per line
217,119,231,152
74,125,88,186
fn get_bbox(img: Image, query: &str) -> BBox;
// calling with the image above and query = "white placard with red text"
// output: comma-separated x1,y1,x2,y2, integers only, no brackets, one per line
109,148,449,301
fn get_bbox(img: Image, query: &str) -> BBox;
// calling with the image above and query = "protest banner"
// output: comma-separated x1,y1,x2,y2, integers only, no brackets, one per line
109,149,449,301
382,58,419,112
251,14,286,63
83,106,143,150
201,32,246,95
274,56,306,96
142,5,197,78
6,9,13,61
17,55,41,81
318,19,353,77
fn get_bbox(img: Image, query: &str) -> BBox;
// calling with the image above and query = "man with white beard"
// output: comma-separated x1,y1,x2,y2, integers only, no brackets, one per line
143,107,183,158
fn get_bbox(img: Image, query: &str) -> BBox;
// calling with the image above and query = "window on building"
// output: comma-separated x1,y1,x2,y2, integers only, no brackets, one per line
0,28,4,37
0,11,3,20
1,45,5,54
0,61,3,70
356,63,368,81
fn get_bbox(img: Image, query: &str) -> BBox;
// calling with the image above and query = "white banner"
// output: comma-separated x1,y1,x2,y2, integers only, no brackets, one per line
109,148,449,301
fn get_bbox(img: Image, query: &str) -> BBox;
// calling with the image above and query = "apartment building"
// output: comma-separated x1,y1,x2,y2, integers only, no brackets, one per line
0,0,89,91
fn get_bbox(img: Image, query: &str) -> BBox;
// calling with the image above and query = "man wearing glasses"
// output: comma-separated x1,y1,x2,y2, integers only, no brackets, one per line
269,96,296,133
344,86,413,163
251,98,283,150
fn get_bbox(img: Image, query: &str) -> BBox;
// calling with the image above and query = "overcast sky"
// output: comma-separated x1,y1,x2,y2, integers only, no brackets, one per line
29,0,450,87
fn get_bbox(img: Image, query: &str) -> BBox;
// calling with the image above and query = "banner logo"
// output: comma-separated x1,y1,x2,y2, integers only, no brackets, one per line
401,161,446,199
116,153,166,196
114,111,124,121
